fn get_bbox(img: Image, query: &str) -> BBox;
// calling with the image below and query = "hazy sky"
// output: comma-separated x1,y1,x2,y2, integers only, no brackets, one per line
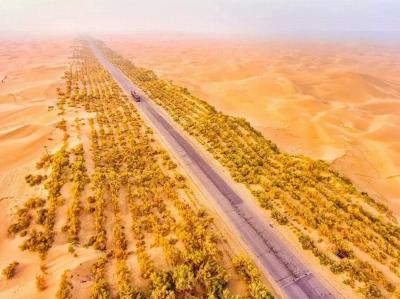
0,0,399,39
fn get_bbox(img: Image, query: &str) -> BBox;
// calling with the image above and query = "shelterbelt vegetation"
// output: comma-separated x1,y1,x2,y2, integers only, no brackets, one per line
97,40,400,299
2,40,275,299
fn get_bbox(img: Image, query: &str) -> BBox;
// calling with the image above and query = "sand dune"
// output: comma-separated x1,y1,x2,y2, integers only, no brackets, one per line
106,36,400,214
0,124,62,172
0,38,70,298
0,39,69,172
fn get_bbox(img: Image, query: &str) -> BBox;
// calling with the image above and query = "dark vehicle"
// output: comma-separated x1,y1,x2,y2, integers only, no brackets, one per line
131,90,141,102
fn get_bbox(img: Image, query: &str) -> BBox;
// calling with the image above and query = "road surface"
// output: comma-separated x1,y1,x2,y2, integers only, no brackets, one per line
88,40,336,299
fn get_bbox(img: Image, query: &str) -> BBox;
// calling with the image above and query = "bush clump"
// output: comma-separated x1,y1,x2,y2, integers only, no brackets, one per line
271,210,288,225
7,208,31,236
2,261,19,279
55,270,73,299
232,255,274,299
25,174,47,186
20,229,55,259
25,197,46,209
36,273,47,291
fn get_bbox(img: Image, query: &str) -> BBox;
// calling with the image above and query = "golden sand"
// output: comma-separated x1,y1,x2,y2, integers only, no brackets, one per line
0,38,70,298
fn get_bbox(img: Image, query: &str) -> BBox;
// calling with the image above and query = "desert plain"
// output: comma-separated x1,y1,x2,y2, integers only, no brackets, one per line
0,35,399,298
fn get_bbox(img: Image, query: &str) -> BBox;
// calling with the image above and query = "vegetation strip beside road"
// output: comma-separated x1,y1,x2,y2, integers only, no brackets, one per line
97,40,400,298
4,40,274,298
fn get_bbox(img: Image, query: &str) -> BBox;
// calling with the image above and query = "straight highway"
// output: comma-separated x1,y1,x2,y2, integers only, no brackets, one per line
88,39,336,299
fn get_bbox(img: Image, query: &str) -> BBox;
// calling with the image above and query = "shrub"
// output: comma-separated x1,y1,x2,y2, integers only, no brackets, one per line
360,283,382,298
115,260,139,299
24,197,46,209
298,234,315,250
90,257,110,299
8,208,31,236
2,261,19,279
36,153,52,169
20,229,54,258
232,256,274,298
55,270,73,299
36,274,47,291
197,259,229,297
36,208,49,225
271,210,288,225
25,174,47,186
149,271,175,299
67,244,75,254
232,256,261,282
172,264,195,293
248,280,274,299
56,119,67,131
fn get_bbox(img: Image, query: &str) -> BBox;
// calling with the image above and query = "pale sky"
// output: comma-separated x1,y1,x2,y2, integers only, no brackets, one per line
0,0,399,39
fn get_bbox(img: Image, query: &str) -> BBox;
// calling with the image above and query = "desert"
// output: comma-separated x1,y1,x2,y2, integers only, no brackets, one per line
0,38,71,298
0,39,279,298
105,35,400,216
1,1,399,298
1,33,399,299
1,35,399,298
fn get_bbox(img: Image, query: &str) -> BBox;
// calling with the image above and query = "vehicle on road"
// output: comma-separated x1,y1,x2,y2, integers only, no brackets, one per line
131,90,141,102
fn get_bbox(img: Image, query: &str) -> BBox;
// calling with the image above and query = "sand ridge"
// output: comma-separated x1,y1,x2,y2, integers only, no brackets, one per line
0,39,70,173
0,38,74,298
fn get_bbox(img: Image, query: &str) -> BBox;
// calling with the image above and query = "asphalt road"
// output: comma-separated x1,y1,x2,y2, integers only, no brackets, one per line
88,40,336,299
